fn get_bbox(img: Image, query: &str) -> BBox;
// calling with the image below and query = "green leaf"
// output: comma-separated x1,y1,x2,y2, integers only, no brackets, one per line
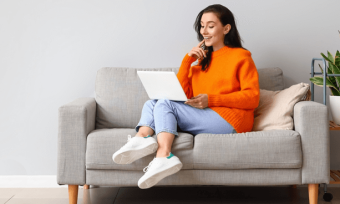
318,63,324,74
309,76,338,89
319,63,337,87
321,52,335,65
336,50,340,58
329,62,340,88
328,75,337,88
321,51,340,91
330,87,340,96
317,51,340,96
335,50,340,68
327,51,335,63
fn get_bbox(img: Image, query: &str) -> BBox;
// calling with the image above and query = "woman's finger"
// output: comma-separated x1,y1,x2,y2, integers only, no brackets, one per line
197,39,205,48
199,48,206,58
194,49,203,59
185,102,194,107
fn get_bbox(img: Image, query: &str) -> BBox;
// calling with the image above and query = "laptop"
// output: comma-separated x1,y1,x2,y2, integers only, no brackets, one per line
137,71,188,102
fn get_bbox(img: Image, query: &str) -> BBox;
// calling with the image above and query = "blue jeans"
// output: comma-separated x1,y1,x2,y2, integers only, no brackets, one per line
135,99,237,137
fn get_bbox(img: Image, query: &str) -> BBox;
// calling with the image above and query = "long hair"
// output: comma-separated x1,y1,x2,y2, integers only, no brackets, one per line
194,4,247,71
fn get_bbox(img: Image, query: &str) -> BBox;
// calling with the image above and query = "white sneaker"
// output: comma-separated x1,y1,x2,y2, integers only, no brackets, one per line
138,152,183,189
112,135,158,164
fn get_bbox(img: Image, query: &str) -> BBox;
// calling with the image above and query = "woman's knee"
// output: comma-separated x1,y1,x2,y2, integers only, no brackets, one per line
154,98,171,109
144,99,158,107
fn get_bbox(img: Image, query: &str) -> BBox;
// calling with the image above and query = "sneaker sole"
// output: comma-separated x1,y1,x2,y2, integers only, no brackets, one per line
139,162,183,189
112,142,158,164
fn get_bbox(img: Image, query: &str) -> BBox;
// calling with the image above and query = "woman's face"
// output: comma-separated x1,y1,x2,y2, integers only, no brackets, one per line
200,12,230,51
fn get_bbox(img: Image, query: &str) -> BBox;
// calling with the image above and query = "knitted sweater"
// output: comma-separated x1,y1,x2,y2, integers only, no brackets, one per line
177,45,260,133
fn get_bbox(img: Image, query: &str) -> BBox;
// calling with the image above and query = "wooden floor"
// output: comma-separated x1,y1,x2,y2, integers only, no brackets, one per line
1,185,340,204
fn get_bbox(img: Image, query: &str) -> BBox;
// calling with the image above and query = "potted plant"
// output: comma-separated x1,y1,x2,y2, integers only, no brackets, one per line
309,45,340,125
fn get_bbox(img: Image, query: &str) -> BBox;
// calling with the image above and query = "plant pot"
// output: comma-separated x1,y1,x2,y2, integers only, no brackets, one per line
329,95,340,125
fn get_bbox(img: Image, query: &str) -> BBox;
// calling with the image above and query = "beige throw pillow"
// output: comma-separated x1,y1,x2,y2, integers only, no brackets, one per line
252,82,311,131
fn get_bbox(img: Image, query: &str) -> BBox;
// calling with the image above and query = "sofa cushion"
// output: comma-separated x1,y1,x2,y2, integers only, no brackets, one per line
193,129,302,170
257,67,285,91
95,67,178,130
253,82,311,131
86,128,194,170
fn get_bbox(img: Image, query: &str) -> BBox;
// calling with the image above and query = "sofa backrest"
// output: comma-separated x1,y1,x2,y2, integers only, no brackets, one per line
95,67,284,129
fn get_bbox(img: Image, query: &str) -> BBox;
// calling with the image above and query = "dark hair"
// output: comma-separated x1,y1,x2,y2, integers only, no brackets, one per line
194,4,248,71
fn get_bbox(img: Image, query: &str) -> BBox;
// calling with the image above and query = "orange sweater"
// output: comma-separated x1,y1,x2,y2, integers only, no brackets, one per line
177,45,260,133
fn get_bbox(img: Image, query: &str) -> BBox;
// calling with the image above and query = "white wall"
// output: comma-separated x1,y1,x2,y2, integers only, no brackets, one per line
1,0,340,176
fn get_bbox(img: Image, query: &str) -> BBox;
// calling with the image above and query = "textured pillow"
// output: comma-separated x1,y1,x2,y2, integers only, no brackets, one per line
252,82,311,131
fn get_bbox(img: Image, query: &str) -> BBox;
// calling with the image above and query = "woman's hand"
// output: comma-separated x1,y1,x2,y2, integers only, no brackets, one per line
188,39,208,60
184,94,208,109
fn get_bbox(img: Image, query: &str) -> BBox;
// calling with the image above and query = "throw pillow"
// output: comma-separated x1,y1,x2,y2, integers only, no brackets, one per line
252,82,311,131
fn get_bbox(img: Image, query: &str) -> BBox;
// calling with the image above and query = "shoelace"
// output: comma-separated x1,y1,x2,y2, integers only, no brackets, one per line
143,159,154,173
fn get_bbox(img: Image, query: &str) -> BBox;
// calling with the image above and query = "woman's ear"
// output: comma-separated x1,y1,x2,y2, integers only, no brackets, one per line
224,24,231,34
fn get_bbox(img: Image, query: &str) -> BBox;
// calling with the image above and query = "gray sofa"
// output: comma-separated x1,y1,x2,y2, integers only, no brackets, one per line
57,67,330,204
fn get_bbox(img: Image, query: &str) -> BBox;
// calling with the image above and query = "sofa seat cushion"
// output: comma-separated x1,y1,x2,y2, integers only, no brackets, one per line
193,130,302,170
86,128,194,170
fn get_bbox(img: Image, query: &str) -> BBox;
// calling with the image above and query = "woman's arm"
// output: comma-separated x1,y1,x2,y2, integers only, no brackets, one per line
177,53,197,100
207,56,260,109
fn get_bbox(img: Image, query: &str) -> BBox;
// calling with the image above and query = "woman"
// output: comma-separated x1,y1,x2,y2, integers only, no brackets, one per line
112,4,260,189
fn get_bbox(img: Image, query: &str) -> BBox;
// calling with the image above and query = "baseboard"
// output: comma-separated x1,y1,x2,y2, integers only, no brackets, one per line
1,176,339,188
0,176,69,188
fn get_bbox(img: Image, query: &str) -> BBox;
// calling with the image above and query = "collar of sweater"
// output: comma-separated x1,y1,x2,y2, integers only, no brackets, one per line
210,45,230,59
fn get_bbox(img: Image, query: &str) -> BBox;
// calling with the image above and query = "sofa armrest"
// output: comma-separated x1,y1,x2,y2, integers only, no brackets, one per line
294,101,330,184
57,97,96,185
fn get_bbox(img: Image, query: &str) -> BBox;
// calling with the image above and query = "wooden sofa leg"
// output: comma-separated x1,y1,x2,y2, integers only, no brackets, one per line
84,184,90,189
68,185,78,204
308,184,318,204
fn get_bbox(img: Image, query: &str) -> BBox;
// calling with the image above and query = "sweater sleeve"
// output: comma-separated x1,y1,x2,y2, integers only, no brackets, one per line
177,53,197,100
207,56,260,109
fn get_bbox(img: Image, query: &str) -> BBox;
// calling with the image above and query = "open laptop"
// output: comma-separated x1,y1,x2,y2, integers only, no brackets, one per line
137,71,188,102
